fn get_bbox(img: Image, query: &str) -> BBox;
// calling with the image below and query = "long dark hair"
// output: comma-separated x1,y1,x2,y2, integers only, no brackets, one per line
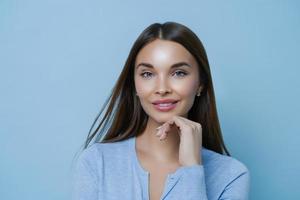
84,21,230,156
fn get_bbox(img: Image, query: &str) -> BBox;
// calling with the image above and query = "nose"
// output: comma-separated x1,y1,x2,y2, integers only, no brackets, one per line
155,76,172,95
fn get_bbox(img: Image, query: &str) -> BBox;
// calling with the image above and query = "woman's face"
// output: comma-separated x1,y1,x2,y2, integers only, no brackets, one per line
134,39,202,123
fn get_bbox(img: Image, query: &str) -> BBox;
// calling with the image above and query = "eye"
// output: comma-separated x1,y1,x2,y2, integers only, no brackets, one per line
140,72,153,79
173,70,188,77
139,70,188,79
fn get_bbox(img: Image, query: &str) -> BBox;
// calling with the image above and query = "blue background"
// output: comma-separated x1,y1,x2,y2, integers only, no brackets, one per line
0,0,299,199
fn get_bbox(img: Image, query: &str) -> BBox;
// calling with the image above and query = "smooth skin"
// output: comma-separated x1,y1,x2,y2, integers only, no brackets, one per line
134,39,204,167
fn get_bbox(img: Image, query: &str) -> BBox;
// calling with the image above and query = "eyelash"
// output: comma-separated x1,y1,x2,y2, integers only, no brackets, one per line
140,70,188,79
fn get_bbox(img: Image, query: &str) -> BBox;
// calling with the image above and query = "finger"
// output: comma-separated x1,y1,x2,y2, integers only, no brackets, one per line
155,126,163,137
161,126,170,140
156,127,163,135
161,124,169,137
156,125,162,131
176,116,202,131
159,132,167,140
161,123,169,135
168,116,189,132
176,116,196,127
156,124,167,138
163,121,174,133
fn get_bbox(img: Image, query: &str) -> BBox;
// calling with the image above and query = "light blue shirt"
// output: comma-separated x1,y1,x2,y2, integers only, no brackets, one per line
72,136,250,200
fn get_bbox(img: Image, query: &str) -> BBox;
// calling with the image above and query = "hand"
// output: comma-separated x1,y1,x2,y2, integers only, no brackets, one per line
156,115,203,166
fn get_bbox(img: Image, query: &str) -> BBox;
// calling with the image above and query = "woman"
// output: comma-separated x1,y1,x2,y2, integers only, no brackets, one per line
72,22,250,200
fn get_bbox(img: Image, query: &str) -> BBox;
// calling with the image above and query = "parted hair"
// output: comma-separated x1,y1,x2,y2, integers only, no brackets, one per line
83,21,230,156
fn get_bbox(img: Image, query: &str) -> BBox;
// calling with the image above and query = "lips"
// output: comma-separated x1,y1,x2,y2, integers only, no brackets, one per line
152,99,179,105
152,99,179,112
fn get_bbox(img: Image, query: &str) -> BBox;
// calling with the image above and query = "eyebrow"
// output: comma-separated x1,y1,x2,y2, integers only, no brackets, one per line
136,61,191,69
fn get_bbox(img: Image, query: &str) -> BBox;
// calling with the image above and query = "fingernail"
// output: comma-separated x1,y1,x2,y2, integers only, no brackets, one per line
156,126,162,130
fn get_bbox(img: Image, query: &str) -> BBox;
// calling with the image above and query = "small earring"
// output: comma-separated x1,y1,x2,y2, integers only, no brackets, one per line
196,86,203,97
196,90,202,96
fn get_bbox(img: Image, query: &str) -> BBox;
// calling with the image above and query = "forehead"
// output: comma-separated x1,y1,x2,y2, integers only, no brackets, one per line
135,39,196,67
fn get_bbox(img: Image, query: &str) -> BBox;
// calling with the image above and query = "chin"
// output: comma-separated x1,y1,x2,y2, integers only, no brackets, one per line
149,111,188,124
146,112,172,124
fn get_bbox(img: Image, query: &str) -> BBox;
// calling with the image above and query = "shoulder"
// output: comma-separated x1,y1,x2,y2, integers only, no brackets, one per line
73,143,103,173
92,137,132,156
200,148,250,199
76,138,132,166
201,147,250,179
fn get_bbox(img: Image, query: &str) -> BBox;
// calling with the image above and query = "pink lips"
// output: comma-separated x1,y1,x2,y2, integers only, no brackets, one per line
152,99,179,112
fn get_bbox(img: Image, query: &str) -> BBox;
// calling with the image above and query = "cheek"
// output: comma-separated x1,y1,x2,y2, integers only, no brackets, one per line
134,78,154,97
134,77,154,113
172,78,198,98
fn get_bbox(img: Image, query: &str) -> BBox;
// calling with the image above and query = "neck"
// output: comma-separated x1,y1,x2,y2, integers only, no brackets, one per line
136,117,180,163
